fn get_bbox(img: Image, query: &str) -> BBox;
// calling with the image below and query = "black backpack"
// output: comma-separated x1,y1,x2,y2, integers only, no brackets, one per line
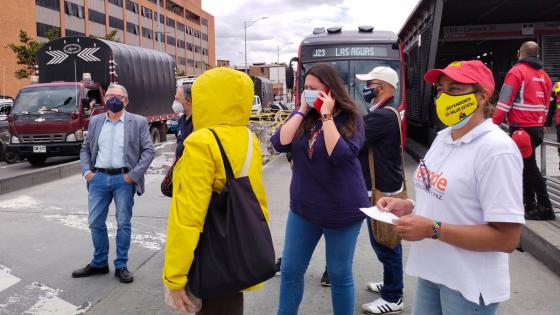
188,129,276,299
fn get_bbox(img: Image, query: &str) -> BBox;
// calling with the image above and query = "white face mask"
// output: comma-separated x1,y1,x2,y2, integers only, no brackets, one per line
172,100,184,114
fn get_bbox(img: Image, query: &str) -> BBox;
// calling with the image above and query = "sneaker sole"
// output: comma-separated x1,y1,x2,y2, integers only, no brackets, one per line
363,310,402,315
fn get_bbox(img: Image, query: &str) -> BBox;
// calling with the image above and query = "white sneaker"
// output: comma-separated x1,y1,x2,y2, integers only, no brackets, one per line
366,281,384,293
362,297,403,314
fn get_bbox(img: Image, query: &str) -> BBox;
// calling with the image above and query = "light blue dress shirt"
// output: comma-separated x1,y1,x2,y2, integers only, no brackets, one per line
94,112,126,169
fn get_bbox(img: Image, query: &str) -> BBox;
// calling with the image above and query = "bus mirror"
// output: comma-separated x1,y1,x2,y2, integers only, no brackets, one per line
286,57,298,90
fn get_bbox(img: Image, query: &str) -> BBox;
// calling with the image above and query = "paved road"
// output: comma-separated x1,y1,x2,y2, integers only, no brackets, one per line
0,151,559,314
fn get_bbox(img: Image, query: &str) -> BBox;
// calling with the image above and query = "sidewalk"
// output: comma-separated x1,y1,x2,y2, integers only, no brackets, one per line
406,133,560,277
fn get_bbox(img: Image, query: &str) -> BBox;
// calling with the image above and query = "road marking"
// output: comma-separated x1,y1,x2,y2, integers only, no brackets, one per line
0,282,90,315
0,196,39,209
0,265,20,293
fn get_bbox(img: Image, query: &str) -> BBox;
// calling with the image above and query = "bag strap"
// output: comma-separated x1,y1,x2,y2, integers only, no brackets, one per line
208,129,235,180
368,147,376,205
384,106,408,190
240,128,253,177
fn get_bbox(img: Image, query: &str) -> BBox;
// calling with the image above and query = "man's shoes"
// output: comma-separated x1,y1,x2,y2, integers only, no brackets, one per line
367,281,384,293
114,267,134,283
274,257,282,276
362,297,403,314
71,264,109,278
320,267,330,287
525,205,556,221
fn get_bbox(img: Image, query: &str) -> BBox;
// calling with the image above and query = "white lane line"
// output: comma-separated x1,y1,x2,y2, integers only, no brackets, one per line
0,196,40,209
0,265,21,293
43,214,166,251
26,296,80,314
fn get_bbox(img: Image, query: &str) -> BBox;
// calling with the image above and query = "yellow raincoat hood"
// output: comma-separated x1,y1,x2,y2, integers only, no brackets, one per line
191,67,254,130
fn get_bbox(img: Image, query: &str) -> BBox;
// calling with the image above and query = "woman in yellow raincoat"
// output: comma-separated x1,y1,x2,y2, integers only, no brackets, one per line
163,67,269,315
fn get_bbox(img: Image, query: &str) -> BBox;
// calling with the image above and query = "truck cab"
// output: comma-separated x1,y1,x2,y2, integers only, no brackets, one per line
252,95,262,114
7,80,105,165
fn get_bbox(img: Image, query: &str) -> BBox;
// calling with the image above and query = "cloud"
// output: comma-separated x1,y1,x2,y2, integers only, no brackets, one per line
202,0,420,66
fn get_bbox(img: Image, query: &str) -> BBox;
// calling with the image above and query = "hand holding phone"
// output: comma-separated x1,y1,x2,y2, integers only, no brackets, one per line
313,88,330,113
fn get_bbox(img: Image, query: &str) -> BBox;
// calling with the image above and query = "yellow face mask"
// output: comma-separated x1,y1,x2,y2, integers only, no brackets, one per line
435,92,478,127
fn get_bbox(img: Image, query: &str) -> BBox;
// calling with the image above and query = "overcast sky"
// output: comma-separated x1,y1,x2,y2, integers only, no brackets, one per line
201,0,421,67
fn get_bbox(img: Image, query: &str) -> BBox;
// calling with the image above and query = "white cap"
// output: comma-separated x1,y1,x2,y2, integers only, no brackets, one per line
356,66,399,89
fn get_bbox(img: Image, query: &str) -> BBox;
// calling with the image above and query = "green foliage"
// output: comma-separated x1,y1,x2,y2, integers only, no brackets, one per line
175,68,186,77
7,30,44,79
104,30,120,42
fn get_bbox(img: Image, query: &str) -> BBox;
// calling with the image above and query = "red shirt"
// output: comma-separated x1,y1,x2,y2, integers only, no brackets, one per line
492,59,552,127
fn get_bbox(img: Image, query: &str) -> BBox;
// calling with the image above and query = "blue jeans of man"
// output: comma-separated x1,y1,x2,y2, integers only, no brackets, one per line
88,172,135,269
366,218,403,303
277,211,362,315
412,278,499,315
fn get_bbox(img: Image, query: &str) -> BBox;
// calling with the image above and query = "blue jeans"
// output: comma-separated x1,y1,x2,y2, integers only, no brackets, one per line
87,172,135,269
412,278,499,315
277,211,362,315
366,218,403,303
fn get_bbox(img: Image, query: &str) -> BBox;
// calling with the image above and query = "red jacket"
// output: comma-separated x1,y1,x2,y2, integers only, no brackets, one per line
492,57,552,127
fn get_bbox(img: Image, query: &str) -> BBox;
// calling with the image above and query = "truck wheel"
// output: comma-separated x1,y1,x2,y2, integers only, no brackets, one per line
3,151,18,164
150,127,160,144
28,155,47,166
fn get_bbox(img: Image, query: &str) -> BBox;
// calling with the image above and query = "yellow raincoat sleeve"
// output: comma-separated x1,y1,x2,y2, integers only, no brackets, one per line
163,131,215,290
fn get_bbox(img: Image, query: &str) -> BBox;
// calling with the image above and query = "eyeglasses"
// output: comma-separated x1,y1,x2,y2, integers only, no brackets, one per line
105,94,127,101
419,159,431,191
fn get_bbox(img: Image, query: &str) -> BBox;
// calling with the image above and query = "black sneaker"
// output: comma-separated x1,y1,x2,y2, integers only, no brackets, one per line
275,257,282,276
320,267,330,287
525,205,556,221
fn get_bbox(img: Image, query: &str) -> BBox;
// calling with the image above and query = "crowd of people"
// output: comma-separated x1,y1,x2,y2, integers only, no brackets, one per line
71,41,559,315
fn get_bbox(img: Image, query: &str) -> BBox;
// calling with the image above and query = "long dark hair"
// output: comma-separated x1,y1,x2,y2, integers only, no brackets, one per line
296,63,361,140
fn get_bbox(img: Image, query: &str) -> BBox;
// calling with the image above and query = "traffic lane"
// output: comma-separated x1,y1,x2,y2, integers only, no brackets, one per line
0,156,78,180
0,142,175,314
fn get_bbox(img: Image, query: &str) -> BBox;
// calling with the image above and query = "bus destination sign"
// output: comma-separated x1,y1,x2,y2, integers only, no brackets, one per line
309,46,389,59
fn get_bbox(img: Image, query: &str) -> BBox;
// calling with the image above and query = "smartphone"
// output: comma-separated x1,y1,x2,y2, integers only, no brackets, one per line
313,88,330,112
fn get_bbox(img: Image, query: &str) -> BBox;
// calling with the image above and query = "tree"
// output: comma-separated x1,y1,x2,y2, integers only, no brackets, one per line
7,29,60,79
104,30,120,42
175,68,186,77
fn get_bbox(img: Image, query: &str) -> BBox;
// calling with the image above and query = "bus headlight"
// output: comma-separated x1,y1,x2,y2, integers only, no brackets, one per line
66,133,77,142
11,135,20,144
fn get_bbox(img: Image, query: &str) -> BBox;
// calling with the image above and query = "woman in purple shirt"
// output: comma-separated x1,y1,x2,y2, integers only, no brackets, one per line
271,63,369,315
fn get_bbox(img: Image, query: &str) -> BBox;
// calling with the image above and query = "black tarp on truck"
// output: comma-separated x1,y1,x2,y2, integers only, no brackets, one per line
37,36,175,118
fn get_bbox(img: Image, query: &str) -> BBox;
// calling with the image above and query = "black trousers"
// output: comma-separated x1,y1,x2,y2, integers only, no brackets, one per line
196,293,243,315
510,126,552,208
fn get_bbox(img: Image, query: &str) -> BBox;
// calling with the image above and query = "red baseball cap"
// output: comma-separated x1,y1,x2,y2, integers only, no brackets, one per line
424,60,495,95
512,129,532,158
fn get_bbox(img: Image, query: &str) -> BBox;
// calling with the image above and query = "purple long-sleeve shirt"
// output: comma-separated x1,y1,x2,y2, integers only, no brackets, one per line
271,112,369,228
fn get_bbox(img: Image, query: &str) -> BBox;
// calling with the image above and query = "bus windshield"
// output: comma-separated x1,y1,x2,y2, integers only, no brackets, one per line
300,60,402,113
12,86,79,114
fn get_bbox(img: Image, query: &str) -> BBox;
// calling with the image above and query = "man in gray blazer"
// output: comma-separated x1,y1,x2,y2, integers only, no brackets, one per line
73,83,155,283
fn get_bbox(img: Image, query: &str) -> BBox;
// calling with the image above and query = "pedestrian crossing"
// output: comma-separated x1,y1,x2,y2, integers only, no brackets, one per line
0,264,90,315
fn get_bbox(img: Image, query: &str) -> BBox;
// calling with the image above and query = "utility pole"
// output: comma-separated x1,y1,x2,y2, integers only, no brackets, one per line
244,17,268,73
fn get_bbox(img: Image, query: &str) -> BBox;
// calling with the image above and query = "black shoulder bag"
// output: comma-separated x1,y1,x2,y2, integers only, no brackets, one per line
187,129,276,299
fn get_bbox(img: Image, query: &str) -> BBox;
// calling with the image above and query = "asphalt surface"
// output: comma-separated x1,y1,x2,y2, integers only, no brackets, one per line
0,149,559,314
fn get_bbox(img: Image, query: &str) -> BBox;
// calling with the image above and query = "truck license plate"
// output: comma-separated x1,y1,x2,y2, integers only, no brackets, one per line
33,145,46,153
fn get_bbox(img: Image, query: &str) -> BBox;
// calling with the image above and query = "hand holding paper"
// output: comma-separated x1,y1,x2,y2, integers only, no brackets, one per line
359,206,399,224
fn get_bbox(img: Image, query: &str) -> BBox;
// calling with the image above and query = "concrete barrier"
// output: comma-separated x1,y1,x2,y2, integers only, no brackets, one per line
0,161,81,195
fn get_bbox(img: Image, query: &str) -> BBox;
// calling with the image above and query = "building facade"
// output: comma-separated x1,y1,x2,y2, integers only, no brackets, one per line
0,0,215,98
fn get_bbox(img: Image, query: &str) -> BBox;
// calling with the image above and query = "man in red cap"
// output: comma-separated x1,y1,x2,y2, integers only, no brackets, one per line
492,41,554,220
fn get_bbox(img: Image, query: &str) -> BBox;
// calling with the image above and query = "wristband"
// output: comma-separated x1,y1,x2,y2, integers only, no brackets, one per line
322,113,333,122
432,220,441,240
293,111,305,119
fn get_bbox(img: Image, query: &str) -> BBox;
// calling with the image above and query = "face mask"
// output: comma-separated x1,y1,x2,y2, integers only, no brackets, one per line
304,90,320,110
362,87,379,104
172,100,184,114
106,96,124,113
435,92,478,128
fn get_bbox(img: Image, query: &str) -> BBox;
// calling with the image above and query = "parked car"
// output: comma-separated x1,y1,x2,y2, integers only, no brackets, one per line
0,98,15,162
166,116,180,134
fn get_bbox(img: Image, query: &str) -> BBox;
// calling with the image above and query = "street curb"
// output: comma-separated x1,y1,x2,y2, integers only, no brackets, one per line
519,225,560,277
405,137,560,277
0,161,81,195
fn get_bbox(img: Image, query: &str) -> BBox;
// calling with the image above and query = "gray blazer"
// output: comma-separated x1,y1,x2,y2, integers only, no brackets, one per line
80,111,155,196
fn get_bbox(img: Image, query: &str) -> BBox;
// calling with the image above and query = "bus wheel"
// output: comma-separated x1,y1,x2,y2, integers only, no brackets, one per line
3,151,18,164
150,126,160,144
28,155,47,166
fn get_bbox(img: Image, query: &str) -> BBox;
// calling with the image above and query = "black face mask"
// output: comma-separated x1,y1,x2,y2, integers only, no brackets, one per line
362,87,379,104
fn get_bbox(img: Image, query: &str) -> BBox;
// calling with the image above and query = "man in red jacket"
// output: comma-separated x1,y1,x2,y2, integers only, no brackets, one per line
492,41,555,220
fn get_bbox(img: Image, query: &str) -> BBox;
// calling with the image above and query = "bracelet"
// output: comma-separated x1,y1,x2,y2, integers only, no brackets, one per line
432,220,442,240
322,113,333,122
293,111,305,119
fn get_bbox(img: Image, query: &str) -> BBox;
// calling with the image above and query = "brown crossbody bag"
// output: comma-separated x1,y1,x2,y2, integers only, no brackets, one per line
368,106,407,249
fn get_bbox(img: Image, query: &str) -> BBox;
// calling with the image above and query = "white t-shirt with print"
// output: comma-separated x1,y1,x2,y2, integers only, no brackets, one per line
406,119,525,305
